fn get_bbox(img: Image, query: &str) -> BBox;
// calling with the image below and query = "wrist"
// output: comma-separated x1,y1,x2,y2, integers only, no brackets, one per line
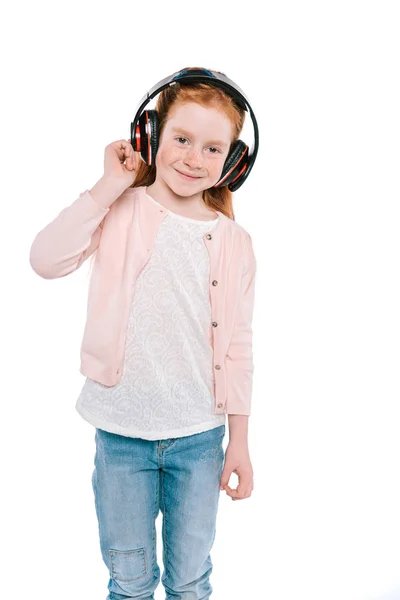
89,176,129,209
227,414,249,443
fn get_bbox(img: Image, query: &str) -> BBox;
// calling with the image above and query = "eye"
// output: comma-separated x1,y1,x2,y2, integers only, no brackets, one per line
174,137,222,154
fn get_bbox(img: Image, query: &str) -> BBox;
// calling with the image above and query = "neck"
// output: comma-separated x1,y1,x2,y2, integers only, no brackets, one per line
146,179,217,219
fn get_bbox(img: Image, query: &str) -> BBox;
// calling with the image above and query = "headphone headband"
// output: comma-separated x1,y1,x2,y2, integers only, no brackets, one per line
130,68,259,190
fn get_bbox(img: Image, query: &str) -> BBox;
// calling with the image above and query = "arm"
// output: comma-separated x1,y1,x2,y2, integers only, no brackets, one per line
228,414,249,443
225,231,257,421
29,177,125,279
220,233,256,500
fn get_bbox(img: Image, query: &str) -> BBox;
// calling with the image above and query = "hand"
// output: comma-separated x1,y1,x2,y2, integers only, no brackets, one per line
219,440,254,500
103,139,139,188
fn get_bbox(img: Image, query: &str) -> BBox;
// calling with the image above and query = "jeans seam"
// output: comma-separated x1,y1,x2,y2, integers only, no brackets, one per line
153,462,159,574
160,468,169,580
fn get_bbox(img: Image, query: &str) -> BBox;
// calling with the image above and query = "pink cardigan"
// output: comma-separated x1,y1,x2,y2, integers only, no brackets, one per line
29,186,257,416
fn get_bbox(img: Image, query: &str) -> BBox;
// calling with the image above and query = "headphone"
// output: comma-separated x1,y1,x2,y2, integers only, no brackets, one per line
130,68,259,192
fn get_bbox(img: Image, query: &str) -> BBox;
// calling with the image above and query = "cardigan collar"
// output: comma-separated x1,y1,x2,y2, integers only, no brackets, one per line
125,185,231,236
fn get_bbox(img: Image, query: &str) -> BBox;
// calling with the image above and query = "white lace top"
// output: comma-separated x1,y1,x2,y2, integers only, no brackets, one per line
75,192,226,440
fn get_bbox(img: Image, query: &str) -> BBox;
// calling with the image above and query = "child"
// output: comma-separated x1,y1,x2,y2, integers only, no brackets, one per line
29,66,258,600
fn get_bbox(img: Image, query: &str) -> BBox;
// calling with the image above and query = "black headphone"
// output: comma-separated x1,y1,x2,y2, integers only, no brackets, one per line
130,68,259,192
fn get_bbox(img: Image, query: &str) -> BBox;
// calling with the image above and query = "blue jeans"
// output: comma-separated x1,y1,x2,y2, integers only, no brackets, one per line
92,424,226,600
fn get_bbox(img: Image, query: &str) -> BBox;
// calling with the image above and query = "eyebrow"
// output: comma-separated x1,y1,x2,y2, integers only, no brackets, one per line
171,127,229,147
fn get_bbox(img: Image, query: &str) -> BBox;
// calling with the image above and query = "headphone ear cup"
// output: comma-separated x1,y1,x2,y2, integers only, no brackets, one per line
132,109,159,165
213,139,249,190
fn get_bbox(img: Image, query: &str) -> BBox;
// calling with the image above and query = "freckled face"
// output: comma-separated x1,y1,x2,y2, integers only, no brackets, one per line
154,101,234,196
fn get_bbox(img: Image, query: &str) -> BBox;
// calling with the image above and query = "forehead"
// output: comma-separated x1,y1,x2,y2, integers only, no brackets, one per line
165,101,233,141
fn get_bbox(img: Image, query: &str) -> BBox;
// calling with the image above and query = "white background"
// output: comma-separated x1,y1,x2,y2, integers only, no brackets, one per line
2,1,400,599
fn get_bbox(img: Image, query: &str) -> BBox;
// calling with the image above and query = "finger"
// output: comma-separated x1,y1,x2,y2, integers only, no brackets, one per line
224,478,249,499
123,140,133,153
114,139,129,151
110,141,128,162
126,142,134,161
223,484,240,498
235,478,253,498
229,488,243,498
232,488,252,500
120,141,133,168
124,147,131,168
127,148,136,170
115,139,132,157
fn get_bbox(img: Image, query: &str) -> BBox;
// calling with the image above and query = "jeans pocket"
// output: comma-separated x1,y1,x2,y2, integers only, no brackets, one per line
108,548,147,582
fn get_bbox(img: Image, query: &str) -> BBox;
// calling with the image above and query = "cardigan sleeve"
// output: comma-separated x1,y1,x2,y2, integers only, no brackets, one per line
29,190,109,279
225,232,257,416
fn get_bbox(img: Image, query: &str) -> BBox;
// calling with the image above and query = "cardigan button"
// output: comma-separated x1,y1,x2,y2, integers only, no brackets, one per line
206,233,212,240
212,280,218,286
217,403,223,408
212,321,218,327
215,364,221,370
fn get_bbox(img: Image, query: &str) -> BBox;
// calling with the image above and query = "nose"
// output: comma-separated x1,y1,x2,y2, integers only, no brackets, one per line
183,146,203,169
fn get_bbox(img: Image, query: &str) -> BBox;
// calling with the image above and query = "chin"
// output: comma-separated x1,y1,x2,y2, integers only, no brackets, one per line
166,173,208,196
170,184,198,198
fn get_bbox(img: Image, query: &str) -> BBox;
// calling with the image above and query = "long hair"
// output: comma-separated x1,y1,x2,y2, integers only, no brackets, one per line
88,68,246,275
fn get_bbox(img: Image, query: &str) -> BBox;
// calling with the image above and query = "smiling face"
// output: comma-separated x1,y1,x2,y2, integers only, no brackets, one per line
153,101,234,200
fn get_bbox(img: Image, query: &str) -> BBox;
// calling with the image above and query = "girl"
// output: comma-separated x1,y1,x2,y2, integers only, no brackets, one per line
29,67,257,600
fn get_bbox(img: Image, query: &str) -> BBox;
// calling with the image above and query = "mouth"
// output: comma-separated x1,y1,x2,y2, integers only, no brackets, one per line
175,169,203,181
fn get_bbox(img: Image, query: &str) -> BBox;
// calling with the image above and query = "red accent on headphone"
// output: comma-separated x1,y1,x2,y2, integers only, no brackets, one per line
230,163,248,184
135,124,141,152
